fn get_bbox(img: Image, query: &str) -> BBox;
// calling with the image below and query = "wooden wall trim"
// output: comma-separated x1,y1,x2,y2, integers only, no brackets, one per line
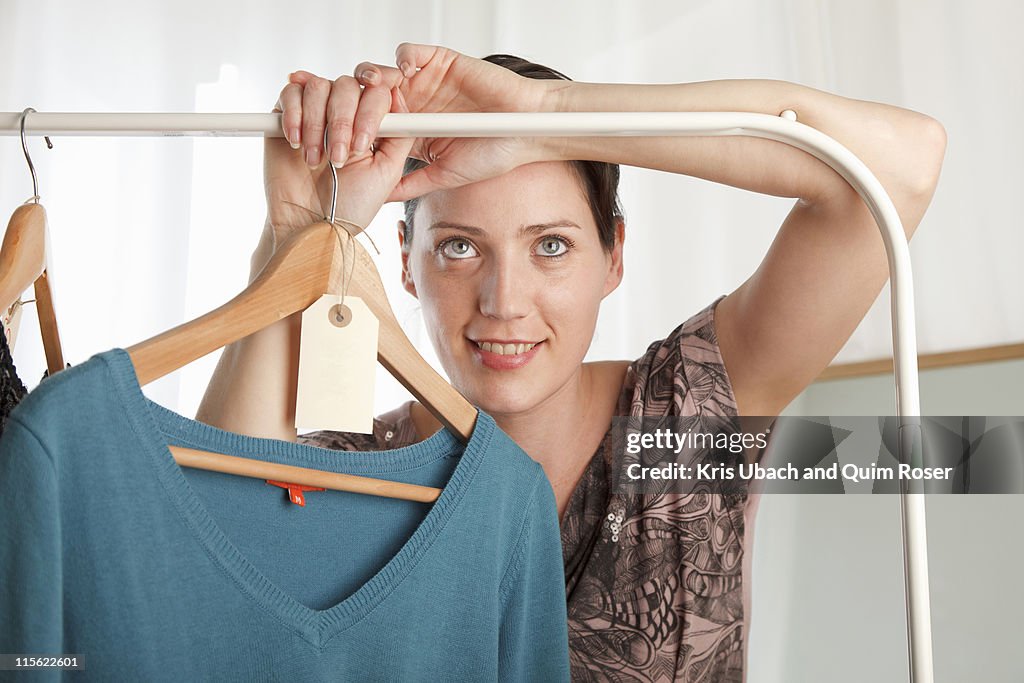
817,342,1024,381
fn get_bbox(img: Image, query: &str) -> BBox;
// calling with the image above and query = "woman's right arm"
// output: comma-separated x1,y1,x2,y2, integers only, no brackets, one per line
195,226,302,441
196,71,414,440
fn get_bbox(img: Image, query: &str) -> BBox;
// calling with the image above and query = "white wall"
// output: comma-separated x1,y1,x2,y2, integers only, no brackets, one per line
746,359,1024,682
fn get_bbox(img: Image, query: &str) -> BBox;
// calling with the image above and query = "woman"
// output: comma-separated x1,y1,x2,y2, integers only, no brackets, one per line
199,43,946,681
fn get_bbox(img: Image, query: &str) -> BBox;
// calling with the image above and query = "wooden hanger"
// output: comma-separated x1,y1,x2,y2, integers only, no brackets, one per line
126,217,478,504
0,110,65,375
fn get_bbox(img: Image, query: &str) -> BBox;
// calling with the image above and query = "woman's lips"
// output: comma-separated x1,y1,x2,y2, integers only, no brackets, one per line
470,338,544,370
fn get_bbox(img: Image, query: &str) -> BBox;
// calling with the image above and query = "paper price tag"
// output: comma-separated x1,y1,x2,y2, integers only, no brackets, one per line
295,294,379,433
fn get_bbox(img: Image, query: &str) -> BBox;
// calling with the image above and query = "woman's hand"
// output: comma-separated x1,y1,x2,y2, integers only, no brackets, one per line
319,43,559,202
209,71,417,440
263,71,415,253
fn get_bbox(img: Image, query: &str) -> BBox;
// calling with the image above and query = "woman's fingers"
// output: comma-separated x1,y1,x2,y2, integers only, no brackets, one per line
395,42,450,77
289,70,319,88
277,82,304,149
353,61,404,89
282,64,413,169
349,62,404,160
351,85,391,159
325,76,360,167
387,163,462,203
370,85,415,168
300,76,332,167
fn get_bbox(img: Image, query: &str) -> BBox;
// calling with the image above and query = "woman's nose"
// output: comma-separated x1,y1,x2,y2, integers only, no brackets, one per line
478,260,531,320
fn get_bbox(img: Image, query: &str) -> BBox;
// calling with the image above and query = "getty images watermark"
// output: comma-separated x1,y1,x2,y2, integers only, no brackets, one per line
611,416,1024,495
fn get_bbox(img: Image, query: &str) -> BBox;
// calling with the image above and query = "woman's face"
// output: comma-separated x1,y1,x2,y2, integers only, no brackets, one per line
400,161,624,417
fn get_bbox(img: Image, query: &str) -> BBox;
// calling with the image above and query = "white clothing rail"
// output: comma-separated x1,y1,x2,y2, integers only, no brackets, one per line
1,110,933,683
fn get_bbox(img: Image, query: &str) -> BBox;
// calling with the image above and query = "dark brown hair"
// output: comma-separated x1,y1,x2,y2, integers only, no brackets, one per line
402,54,623,252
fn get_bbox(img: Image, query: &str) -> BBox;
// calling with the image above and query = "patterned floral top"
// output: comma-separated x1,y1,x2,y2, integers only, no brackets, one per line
298,296,747,682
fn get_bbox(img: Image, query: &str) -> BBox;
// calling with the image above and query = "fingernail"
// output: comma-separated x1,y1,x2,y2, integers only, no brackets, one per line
288,128,300,149
331,143,347,168
353,133,369,154
399,61,413,78
360,69,378,84
306,146,320,167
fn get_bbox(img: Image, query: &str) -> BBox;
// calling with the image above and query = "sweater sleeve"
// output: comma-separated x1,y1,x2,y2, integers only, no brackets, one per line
0,417,63,676
496,469,571,682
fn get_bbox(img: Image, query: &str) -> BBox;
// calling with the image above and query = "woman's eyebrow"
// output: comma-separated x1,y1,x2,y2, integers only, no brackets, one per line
428,220,582,236
520,221,583,236
428,221,486,235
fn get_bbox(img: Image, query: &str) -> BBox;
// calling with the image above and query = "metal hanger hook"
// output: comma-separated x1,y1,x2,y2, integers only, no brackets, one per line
20,108,54,203
325,129,337,224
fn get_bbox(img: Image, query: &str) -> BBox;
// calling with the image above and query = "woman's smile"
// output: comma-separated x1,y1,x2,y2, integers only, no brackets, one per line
469,337,545,370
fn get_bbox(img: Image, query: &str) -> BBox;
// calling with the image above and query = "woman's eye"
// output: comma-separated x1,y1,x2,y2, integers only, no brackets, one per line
536,237,569,257
440,238,477,259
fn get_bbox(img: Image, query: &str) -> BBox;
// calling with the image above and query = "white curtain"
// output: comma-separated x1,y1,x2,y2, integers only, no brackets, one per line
1,0,1019,415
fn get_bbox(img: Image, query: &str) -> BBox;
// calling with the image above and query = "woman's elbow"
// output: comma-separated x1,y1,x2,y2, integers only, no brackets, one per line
906,115,948,198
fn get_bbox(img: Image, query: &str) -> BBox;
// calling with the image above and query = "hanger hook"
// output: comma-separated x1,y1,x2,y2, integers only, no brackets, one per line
325,129,337,224
20,108,54,203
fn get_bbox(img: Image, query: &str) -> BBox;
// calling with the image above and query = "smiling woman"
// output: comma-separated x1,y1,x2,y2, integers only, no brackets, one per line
397,160,622,414
197,42,945,682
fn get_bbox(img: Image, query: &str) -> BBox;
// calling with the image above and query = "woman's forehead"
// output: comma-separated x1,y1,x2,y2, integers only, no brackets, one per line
417,162,594,225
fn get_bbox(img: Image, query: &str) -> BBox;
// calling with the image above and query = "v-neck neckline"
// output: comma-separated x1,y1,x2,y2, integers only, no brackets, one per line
101,348,490,648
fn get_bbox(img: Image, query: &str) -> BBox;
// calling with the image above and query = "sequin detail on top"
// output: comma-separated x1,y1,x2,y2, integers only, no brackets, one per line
299,296,746,682
1,322,29,437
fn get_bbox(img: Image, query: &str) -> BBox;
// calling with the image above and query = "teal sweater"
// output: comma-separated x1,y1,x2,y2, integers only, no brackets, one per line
0,350,570,681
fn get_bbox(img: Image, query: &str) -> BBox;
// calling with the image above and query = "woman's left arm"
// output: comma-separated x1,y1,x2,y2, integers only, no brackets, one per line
356,45,945,417
544,79,946,416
